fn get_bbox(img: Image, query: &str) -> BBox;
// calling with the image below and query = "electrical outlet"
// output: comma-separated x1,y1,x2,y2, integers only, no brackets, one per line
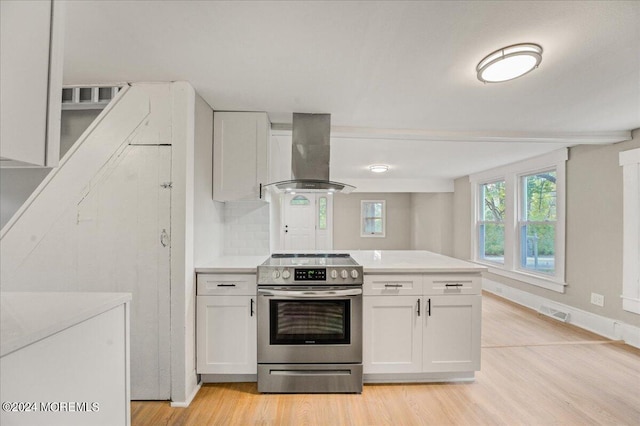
590,292,605,307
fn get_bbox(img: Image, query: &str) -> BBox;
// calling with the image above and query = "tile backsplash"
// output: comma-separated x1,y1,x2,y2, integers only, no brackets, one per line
223,201,270,255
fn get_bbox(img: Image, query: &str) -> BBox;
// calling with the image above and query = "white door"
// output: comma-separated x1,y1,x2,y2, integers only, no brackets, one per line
196,295,257,374
423,295,481,372
363,296,423,374
282,193,333,250
76,145,171,400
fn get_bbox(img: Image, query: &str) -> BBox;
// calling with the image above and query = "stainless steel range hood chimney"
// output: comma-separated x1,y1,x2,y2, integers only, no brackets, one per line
265,113,355,194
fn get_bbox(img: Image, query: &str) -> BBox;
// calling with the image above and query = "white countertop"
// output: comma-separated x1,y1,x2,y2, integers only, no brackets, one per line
195,251,486,274
350,250,487,273
0,292,131,358
195,255,270,273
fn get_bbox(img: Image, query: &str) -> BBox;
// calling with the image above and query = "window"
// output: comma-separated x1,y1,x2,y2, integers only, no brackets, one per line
620,148,640,314
519,171,557,275
289,195,310,205
318,196,327,230
361,200,385,237
470,149,567,292
478,181,505,264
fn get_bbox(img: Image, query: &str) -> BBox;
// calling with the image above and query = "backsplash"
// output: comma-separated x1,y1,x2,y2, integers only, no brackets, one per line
223,201,270,255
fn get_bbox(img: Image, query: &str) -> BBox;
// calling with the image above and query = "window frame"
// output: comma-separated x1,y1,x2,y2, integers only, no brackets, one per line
516,168,558,277
470,149,567,293
361,200,386,238
289,195,311,205
317,196,328,231
477,179,506,266
620,147,640,314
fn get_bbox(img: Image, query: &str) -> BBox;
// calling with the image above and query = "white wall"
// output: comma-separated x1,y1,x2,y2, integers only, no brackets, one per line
193,94,224,265
169,82,198,406
333,192,412,250
0,168,51,229
268,191,282,252
410,193,453,256
0,109,102,229
223,201,270,255
331,191,458,252
60,109,102,158
453,175,472,260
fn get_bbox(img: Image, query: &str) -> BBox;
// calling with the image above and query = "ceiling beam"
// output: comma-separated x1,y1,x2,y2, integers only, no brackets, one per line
271,124,631,145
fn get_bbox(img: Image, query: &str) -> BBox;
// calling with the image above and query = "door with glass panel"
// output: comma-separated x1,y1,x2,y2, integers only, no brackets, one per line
282,193,333,250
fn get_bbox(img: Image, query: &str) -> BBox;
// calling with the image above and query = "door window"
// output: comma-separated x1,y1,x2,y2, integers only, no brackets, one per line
290,195,310,205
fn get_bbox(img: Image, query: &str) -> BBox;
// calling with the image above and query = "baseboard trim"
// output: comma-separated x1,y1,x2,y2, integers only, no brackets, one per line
200,374,257,383
483,278,640,349
170,381,202,408
364,371,475,383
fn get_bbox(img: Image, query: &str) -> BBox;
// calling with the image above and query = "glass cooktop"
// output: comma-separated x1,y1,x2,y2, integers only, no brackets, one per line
262,253,358,267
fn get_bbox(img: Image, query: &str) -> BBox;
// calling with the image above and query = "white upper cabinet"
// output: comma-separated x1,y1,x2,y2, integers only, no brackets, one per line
213,112,270,201
0,0,64,167
269,133,292,184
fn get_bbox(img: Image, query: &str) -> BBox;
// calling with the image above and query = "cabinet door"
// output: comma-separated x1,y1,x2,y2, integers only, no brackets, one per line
213,112,270,201
197,296,257,374
363,296,422,374
0,0,63,167
423,295,481,372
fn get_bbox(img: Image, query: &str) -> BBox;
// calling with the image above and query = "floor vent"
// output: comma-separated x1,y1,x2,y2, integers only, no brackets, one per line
538,305,570,323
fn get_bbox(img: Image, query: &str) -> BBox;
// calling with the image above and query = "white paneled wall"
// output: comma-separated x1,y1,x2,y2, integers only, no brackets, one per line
223,201,270,255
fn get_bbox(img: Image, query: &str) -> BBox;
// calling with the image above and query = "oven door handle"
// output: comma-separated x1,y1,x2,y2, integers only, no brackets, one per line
257,288,362,298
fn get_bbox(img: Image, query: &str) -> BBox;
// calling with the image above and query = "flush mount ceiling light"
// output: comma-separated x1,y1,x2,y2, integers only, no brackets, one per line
369,164,389,173
476,43,543,83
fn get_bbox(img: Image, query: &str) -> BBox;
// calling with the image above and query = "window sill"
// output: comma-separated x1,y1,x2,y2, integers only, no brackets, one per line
473,261,567,293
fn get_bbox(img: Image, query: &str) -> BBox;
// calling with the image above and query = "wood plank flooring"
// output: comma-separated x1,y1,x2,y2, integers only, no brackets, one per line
131,292,640,425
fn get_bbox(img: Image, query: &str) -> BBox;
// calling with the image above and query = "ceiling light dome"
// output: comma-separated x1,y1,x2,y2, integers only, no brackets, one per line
369,164,389,173
477,43,542,83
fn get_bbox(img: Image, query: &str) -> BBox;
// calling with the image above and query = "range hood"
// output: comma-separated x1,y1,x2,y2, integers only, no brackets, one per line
265,113,355,194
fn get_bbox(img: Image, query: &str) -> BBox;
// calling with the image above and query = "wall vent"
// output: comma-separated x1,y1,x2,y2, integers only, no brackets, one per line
61,86,122,110
538,305,570,323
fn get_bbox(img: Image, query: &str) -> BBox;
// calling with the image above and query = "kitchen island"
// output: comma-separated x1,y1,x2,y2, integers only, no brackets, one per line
0,292,131,426
195,250,486,383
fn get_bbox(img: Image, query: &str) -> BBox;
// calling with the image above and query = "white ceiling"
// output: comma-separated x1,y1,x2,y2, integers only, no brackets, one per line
63,1,640,191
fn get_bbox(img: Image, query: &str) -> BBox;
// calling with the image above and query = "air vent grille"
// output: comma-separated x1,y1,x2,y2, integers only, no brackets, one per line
61,86,122,110
538,305,570,323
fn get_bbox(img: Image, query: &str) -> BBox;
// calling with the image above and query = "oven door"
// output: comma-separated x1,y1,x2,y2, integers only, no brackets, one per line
257,287,362,364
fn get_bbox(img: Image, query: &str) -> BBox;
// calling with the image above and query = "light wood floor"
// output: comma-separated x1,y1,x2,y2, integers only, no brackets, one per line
131,292,640,425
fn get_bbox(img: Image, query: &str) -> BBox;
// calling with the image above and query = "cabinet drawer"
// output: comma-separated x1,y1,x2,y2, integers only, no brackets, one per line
423,275,481,295
197,274,257,296
364,275,423,296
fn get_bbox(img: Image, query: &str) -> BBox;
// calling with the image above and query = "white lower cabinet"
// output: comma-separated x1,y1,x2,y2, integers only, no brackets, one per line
423,295,481,372
363,296,422,374
363,274,482,377
196,295,257,374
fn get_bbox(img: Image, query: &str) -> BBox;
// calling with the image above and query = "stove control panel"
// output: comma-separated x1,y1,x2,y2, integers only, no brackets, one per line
258,266,363,285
